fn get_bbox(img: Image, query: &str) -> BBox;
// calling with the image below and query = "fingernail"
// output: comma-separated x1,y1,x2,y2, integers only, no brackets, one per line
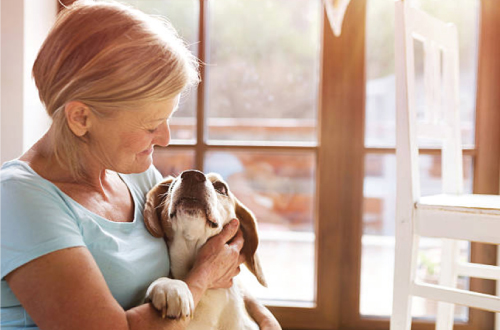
230,219,238,226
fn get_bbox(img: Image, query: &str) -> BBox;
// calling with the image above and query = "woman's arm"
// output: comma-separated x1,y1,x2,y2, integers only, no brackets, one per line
6,220,244,330
244,295,282,330
6,246,190,330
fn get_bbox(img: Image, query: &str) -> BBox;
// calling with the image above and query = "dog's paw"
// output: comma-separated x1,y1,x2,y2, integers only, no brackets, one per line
145,277,195,319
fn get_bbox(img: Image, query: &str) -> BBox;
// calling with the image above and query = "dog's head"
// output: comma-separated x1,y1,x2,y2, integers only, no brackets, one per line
143,169,267,287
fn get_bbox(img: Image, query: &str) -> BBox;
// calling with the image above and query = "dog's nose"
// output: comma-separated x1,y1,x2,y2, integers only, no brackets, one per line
181,170,206,184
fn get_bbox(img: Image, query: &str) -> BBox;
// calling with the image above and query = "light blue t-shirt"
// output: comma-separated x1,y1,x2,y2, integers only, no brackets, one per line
0,160,170,329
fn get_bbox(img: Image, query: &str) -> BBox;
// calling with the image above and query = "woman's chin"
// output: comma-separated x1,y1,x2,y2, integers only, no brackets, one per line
136,157,153,173
120,156,153,174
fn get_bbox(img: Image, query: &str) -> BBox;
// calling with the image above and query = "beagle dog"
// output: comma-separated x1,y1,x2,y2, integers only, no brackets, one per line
143,169,267,330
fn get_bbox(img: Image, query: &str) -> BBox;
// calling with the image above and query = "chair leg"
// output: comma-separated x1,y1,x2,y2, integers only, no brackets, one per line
436,239,458,330
391,226,420,330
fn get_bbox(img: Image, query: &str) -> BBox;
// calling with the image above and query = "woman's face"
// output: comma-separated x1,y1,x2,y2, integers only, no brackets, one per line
88,96,180,174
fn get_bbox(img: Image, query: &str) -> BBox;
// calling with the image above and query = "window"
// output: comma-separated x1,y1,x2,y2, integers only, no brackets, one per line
119,0,325,317
58,1,500,329
114,1,343,328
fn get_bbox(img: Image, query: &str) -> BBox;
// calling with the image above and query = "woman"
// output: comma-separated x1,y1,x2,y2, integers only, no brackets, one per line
0,1,280,329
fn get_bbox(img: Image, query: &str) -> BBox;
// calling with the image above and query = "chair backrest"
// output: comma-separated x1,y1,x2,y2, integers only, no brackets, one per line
395,1,464,207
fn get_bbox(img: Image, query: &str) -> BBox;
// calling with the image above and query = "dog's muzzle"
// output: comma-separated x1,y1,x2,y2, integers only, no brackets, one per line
170,170,218,228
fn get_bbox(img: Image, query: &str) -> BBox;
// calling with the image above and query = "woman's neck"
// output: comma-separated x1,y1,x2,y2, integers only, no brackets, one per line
21,131,112,192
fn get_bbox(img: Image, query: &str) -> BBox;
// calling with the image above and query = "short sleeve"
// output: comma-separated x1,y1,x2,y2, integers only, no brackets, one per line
1,179,85,279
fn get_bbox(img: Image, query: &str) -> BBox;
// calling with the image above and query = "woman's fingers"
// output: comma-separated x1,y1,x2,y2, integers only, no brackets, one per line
216,218,240,245
225,221,245,266
229,227,244,250
238,251,246,265
191,218,248,290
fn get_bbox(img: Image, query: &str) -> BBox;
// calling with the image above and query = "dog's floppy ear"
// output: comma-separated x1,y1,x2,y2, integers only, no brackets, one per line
235,197,267,287
144,176,175,238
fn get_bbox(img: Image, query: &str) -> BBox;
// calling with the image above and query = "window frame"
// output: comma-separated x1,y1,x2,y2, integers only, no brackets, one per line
57,1,500,329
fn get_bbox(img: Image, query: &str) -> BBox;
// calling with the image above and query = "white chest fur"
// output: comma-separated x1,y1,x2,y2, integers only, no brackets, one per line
145,260,259,329
188,284,259,330
167,236,259,330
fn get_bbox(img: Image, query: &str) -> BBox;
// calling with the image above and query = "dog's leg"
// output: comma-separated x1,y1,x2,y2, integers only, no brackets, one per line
145,277,194,319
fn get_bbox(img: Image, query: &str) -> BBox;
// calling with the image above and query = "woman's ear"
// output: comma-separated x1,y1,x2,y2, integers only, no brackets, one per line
64,101,92,137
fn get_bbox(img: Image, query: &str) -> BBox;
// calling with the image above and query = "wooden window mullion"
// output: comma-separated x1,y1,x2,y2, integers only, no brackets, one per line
470,1,500,330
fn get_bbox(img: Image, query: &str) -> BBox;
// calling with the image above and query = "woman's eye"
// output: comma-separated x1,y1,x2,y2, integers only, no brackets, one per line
148,120,169,133
213,181,228,196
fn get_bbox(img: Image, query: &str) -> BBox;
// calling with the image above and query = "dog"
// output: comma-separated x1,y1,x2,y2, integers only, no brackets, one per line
143,169,267,330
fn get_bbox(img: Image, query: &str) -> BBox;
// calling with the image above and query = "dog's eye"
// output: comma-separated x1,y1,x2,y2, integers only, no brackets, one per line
213,181,228,196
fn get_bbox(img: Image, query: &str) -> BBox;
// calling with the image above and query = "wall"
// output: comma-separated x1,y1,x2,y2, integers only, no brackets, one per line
1,0,56,164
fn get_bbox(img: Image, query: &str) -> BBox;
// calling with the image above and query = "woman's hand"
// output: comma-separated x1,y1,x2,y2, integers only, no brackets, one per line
185,219,245,292
183,219,282,330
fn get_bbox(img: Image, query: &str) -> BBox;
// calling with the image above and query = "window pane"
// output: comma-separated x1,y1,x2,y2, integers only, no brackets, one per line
153,148,195,177
365,0,479,148
205,151,316,302
360,153,473,317
116,0,199,142
207,0,321,143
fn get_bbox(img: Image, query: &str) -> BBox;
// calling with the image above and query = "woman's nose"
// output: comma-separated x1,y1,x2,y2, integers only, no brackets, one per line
154,121,170,147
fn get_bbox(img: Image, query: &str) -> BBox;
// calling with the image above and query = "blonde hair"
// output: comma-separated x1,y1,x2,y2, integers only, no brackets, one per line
33,0,199,179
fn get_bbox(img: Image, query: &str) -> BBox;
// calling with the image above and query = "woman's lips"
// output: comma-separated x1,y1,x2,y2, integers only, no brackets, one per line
140,147,154,155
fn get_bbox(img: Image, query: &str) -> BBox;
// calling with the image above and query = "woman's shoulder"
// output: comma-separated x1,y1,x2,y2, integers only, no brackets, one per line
1,159,65,207
1,159,46,185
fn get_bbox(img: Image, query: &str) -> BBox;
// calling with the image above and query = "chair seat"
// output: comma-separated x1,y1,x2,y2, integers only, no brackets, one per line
417,193,500,215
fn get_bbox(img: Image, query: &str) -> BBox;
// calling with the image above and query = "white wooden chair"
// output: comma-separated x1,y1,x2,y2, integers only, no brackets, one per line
391,2,500,330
